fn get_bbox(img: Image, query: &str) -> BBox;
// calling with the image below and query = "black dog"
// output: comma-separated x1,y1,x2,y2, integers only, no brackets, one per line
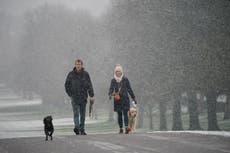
43,116,54,141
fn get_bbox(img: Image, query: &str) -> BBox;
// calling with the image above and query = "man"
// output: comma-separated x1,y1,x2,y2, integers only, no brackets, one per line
65,59,94,135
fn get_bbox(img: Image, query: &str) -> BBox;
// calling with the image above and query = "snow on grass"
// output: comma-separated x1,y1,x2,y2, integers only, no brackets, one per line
0,117,106,139
148,130,230,137
0,117,104,130
0,99,42,108
0,94,20,100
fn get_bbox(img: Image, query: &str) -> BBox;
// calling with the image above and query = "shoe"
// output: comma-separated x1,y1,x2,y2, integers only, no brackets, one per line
74,128,79,135
80,130,87,135
119,129,123,134
125,127,131,134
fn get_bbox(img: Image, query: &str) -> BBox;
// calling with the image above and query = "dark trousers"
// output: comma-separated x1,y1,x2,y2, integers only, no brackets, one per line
117,109,129,129
71,102,86,131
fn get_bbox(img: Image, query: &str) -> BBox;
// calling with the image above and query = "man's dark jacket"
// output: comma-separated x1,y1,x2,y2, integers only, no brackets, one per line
65,68,94,104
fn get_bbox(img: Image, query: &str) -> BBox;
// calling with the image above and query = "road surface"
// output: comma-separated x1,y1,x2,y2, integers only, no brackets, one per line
0,132,229,153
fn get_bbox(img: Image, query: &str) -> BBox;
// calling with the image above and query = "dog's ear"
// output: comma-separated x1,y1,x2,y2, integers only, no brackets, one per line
129,111,131,116
50,116,53,120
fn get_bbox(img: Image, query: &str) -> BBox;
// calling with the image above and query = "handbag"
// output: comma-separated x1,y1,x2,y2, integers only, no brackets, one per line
114,92,121,101
114,82,122,101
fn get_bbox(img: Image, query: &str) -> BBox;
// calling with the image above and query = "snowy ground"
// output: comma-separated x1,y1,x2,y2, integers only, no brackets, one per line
0,116,105,139
0,85,105,139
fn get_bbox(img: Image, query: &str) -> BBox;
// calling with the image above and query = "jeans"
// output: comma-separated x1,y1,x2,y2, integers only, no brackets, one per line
117,109,129,129
71,102,86,130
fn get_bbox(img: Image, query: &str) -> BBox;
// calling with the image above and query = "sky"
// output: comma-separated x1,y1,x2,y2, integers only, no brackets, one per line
0,0,110,17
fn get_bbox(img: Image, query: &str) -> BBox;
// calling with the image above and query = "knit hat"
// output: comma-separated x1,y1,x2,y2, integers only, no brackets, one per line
114,64,124,82
114,64,123,73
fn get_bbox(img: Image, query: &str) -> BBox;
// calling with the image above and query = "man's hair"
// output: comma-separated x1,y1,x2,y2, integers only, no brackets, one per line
75,59,83,65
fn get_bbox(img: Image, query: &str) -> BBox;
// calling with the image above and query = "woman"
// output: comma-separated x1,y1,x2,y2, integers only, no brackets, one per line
108,64,137,134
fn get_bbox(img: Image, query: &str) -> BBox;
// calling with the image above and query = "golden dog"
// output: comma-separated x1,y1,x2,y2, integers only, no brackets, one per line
128,107,137,132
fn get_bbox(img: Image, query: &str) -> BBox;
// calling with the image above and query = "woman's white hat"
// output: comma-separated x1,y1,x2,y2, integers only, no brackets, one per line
114,64,123,82
114,64,123,73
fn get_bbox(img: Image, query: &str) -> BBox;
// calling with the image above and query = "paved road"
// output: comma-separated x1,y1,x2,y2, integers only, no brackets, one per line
0,132,229,153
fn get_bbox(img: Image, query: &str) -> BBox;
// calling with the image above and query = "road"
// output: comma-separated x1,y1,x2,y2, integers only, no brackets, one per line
0,132,229,153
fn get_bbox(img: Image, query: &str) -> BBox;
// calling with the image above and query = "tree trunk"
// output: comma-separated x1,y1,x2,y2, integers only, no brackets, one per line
188,91,202,130
22,90,27,99
224,95,230,120
149,106,153,130
137,104,144,128
197,93,206,114
172,94,183,130
28,91,34,100
159,101,167,130
207,90,220,130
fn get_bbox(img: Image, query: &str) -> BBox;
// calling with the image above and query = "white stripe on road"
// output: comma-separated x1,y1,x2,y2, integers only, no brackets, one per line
89,140,160,153
90,141,124,150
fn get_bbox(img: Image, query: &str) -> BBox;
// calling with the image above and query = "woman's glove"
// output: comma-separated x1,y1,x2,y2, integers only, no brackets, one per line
132,99,137,104
132,100,137,108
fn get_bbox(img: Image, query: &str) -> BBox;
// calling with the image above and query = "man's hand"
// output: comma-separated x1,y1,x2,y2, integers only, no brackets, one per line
89,97,94,105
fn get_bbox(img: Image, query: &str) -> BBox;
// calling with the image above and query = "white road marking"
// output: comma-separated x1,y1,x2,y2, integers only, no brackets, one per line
91,141,124,150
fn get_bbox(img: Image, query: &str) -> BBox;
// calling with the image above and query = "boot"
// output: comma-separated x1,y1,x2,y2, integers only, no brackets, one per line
125,127,131,134
74,128,79,135
80,129,87,135
119,128,123,134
